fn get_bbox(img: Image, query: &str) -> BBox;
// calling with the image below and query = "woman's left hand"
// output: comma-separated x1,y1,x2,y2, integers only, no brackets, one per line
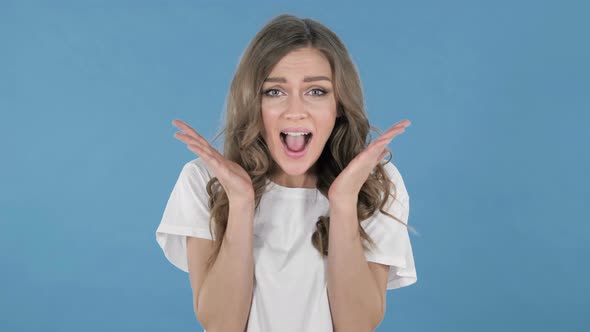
327,119,411,203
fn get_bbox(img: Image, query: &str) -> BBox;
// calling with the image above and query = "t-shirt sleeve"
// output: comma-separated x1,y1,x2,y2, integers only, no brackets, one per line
361,161,417,290
155,158,216,273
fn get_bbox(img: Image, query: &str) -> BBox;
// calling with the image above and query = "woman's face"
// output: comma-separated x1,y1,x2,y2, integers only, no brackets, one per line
261,47,339,187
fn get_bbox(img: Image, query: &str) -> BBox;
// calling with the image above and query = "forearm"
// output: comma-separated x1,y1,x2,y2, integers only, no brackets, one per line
327,198,384,332
196,199,255,332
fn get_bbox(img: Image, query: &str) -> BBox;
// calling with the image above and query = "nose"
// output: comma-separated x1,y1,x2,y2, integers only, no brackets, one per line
284,94,308,120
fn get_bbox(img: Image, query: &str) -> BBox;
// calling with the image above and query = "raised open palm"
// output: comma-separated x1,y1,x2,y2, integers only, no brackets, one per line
328,119,411,201
172,119,254,203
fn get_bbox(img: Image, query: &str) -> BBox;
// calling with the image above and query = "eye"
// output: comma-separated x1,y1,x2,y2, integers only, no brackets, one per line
262,88,283,97
262,87,328,98
308,88,327,97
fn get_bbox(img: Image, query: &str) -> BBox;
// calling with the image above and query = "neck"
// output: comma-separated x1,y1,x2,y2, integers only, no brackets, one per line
269,162,318,189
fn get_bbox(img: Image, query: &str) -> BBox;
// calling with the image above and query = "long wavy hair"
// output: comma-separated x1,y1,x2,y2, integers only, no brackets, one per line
202,14,415,273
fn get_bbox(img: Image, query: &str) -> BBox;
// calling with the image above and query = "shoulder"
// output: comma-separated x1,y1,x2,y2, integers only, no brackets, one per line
381,161,409,203
382,161,405,189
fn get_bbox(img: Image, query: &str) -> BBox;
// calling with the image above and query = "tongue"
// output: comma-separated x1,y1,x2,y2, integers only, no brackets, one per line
285,135,306,152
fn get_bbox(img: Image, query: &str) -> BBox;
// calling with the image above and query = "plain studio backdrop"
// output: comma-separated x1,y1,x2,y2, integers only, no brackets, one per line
1,0,588,331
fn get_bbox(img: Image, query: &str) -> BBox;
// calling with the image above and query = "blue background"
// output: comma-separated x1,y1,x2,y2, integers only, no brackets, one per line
2,0,589,331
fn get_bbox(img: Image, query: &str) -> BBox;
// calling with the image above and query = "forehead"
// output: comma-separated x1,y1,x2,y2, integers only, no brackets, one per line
267,48,331,78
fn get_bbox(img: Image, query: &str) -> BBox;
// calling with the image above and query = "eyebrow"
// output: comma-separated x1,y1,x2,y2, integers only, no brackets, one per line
263,76,332,83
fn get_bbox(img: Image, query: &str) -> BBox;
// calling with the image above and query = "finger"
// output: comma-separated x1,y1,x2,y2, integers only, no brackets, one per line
173,119,210,146
187,143,215,161
381,126,405,140
174,131,221,159
367,129,404,159
186,142,205,156
374,125,404,143
174,132,208,150
193,145,221,170
373,127,405,146
384,122,405,133
176,131,222,162
391,119,411,129
399,119,411,128
173,120,204,140
383,119,411,134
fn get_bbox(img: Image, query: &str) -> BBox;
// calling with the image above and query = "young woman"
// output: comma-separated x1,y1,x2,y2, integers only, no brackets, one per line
156,13,417,332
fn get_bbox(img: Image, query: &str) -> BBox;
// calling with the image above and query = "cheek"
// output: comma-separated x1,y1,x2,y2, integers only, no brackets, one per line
260,110,277,143
317,104,338,125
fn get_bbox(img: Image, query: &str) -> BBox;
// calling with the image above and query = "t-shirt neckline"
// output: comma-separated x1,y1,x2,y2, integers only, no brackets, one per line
265,178,321,198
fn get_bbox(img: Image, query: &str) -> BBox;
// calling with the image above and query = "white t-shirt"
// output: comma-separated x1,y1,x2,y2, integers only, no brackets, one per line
155,157,417,332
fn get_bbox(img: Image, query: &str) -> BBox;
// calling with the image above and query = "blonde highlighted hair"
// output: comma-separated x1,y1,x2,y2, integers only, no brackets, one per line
203,14,412,272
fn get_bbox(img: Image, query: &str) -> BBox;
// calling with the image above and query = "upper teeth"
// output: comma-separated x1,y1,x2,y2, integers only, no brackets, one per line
282,132,310,136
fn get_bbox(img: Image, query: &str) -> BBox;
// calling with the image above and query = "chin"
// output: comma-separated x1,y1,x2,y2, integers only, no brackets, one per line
275,159,312,175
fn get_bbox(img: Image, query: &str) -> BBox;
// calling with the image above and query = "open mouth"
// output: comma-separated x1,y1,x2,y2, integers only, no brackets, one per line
280,132,313,157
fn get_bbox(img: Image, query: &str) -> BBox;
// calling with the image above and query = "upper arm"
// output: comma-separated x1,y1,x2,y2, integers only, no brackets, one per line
368,261,389,321
187,236,215,320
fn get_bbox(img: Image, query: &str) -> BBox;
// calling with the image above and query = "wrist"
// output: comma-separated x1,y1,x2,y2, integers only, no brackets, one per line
229,198,255,211
329,195,358,211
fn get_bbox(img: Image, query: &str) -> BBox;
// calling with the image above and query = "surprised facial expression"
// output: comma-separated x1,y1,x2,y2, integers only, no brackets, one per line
261,47,339,180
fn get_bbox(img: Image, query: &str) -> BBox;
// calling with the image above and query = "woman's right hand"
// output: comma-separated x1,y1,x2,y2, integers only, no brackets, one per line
172,119,255,204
